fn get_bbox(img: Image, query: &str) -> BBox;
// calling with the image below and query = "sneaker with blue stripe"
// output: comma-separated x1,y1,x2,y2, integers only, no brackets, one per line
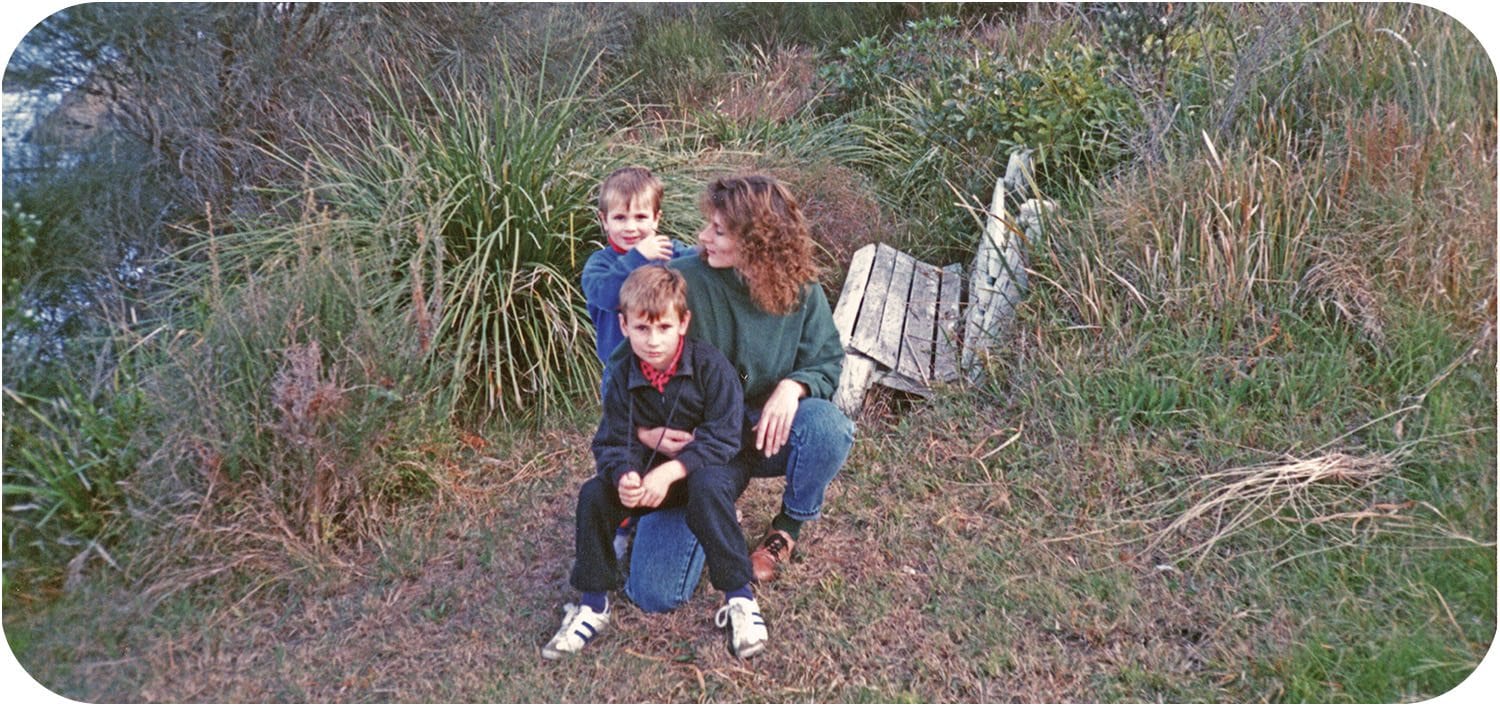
714,597,767,659
541,602,610,660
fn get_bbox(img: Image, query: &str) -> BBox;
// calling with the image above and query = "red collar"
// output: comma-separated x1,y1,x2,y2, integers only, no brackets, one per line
609,239,628,254
639,339,685,393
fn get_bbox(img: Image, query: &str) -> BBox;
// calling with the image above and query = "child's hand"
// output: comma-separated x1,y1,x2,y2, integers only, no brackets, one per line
633,234,673,262
637,461,686,508
637,426,694,457
636,470,674,509
617,471,645,507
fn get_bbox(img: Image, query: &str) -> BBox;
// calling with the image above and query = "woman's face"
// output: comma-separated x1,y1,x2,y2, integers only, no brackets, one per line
697,210,741,269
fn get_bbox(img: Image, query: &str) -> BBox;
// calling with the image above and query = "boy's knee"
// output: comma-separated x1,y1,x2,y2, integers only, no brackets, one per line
685,466,741,501
577,477,613,512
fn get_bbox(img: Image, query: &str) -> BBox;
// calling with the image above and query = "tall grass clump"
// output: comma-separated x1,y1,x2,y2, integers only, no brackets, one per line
135,204,453,592
2,370,146,601
300,55,609,419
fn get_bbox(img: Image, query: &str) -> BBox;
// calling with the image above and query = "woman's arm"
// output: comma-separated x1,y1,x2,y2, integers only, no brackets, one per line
785,285,844,400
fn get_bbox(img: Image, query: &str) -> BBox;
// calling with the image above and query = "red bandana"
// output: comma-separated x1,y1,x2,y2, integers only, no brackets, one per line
639,339,685,393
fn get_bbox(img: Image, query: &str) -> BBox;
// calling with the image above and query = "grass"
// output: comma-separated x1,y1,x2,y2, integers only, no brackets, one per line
3,2,1494,704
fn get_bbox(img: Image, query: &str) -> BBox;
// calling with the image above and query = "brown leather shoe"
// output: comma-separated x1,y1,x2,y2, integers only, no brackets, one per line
749,529,795,583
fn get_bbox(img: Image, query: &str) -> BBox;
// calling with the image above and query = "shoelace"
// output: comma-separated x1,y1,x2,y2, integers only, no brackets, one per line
715,601,757,629
760,533,789,558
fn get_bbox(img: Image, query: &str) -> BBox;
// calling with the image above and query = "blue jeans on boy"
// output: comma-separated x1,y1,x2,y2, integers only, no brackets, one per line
625,398,854,612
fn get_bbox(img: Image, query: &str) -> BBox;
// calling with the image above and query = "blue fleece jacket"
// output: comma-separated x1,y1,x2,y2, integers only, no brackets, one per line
581,240,693,366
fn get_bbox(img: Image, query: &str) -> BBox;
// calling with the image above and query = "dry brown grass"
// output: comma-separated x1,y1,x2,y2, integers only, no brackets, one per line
17,399,1297,703
1054,448,1494,575
716,44,825,125
1299,251,1390,347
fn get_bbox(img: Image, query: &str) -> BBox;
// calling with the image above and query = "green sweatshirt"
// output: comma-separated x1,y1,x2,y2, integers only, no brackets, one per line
668,254,844,408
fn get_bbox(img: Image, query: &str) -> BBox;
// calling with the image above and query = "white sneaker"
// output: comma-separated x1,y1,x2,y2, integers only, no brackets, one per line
714,597,767,659
540,602,610,660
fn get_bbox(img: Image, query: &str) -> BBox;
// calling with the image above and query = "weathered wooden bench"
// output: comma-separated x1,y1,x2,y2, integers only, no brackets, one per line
831,244,963,411
831,150,1051,415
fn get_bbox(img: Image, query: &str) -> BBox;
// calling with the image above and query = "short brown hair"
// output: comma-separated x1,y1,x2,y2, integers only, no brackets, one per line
618,264,689,322
598,166,663,214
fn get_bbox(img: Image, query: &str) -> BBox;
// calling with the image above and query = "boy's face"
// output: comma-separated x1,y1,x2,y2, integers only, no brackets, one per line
600,195,661,251
619,307,690,371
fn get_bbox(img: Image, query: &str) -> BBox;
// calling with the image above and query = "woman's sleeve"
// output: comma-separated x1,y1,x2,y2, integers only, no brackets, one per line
787,285,844,401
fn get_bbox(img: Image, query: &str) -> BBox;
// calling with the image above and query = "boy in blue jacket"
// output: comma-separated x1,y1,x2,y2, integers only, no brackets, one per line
581,166,692,370
543,265,767,660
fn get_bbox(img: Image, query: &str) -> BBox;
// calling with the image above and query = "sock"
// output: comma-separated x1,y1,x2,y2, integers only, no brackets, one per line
771,509,802,541
581,591,608,614
724,583,754,603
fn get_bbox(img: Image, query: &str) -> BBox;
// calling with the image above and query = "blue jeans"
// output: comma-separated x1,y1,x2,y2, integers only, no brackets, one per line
625,398,854,612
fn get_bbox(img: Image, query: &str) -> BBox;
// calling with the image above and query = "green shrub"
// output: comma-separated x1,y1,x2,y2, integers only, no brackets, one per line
2,371,145,594
289,56,606,419
146,216,452,566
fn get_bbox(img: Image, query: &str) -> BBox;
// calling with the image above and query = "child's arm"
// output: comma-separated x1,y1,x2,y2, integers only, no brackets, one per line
589,362,639,487
637,426,694,457
581,248,655,314
671,346,745,474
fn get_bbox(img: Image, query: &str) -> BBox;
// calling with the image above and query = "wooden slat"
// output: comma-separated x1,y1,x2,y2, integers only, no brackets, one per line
849,244,896,359
876,370,931,396
870,248,915,369
896,261,940,381
932,263,963,381
831,244,877,348
833,352,880,417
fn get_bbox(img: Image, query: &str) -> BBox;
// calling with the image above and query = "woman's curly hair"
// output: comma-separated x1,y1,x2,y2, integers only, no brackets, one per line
700,174,820,315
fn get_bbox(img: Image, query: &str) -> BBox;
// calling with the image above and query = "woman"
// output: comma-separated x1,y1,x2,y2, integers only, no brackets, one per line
622,174,855,611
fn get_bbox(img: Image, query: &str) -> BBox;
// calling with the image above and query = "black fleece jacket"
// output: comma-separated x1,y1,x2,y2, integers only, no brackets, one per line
591,337,744,487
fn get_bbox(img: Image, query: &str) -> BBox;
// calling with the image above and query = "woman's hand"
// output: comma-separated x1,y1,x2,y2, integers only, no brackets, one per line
755,379,805,457
638,426,694,457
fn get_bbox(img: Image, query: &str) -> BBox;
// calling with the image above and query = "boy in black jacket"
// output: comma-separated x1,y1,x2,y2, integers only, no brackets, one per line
543,265,767,660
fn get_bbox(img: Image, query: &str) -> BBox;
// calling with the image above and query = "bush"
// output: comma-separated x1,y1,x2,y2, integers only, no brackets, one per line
289,56,607,419
2,374,145,597
139,214,453,583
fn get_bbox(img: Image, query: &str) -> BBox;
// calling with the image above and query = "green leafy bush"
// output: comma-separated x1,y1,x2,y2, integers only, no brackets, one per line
2,373,145,593
294,56,606,419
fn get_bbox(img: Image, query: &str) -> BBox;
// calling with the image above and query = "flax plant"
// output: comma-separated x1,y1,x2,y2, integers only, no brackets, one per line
301,54,609,419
